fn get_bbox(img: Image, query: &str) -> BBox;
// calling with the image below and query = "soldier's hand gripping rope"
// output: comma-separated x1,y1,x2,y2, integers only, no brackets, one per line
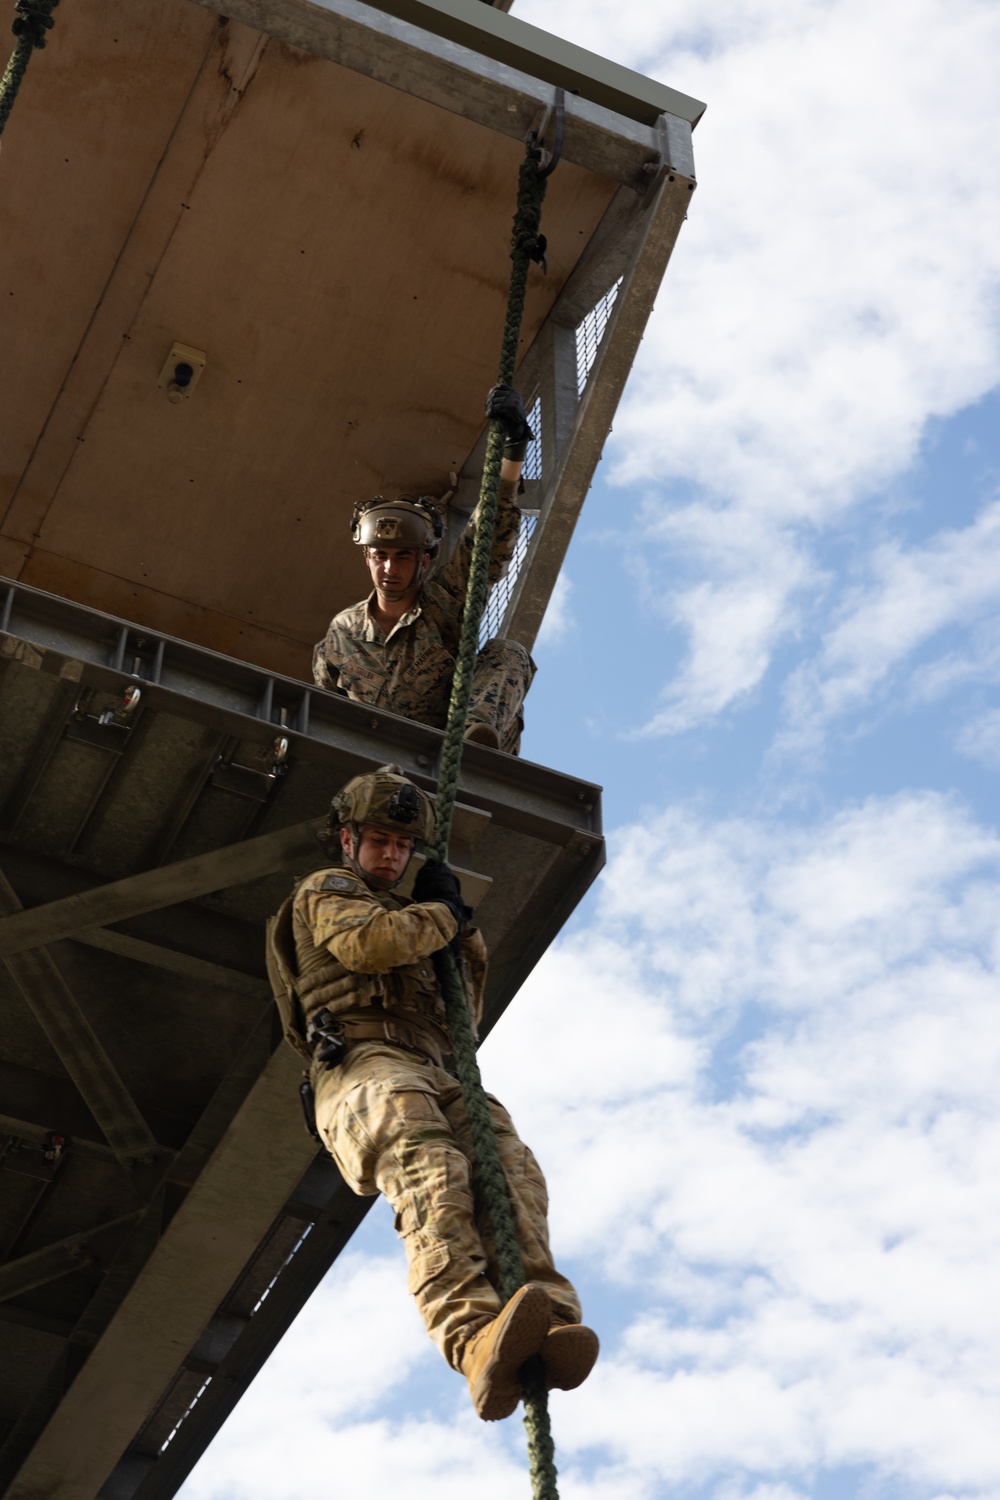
412,858,473,935
485,383,534,463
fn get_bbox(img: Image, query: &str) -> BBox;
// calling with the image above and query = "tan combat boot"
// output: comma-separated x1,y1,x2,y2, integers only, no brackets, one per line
540,1322,600,1393
461,1283,552,1421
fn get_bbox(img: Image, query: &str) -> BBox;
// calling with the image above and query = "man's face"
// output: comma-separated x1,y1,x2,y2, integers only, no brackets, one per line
341,823,414,885
365,546,429,602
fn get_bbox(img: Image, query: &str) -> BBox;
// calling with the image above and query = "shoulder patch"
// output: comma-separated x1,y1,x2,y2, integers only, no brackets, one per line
320,872,361,893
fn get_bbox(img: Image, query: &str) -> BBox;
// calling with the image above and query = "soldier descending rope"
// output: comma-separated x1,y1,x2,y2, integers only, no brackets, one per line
290,135,571,1496
267,766,599,1420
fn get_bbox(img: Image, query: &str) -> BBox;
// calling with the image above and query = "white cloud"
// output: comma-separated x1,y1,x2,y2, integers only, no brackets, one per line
613,0,1000,509
535,570,575,649
481,791,1000,1495
521,0,1000,735
631,503,814,732
181,792,1000,1500
955,707,1000,769
910,617,1000,706
780,502,1000,747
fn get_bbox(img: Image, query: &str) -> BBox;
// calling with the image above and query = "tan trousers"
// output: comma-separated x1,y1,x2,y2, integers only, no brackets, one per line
313,1041,580,1369
469,637,536,755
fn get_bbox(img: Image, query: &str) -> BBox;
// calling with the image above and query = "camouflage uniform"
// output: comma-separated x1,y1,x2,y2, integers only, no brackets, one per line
313,479,535,754
292,865,581,1370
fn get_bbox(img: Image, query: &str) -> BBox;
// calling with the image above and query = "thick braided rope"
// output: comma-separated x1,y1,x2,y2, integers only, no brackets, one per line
431,149,559,1500
0,0,59,137
431,153,548,851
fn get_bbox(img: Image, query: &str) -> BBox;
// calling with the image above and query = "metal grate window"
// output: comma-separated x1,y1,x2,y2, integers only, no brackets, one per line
575,279,622,394
479,398,540,645
477,276,621,647
522,396,542,482
158,1377,213,1454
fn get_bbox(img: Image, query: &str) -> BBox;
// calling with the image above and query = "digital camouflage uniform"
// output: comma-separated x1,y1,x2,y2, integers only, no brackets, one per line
312,479,535,754
291,865,581,1371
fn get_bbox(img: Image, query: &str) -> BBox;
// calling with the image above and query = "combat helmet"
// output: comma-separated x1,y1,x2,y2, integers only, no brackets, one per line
351,495,444,553
328,764,436,887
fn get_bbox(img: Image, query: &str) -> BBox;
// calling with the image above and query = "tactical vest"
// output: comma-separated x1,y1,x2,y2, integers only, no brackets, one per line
266,869,450,1060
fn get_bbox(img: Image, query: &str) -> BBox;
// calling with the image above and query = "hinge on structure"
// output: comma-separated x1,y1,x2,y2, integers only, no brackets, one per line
65,685,142,752
211,735,289,801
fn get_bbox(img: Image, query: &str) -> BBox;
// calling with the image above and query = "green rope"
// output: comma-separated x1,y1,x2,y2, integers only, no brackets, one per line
431,148,559,1500
0,0,59,138
431,150,548,855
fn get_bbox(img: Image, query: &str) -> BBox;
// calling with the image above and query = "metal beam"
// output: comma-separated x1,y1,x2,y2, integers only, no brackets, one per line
368,0,703,123
536,319,581,476
0,1302,75,1338
123,1180,373,1500
505,171,694,649
71,929,271,1001
202,0,704,126
0,1113,116,1163
0,1212,143,1303
0,1012,280,1492
541,182,648,326
2,605,603,837
192,0,698,186
0,819,324,959
0,870,159,1169
4,1047,316,1500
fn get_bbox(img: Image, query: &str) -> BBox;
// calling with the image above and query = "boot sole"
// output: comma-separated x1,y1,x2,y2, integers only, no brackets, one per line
471,1285,552,1421
540,1325,600,1392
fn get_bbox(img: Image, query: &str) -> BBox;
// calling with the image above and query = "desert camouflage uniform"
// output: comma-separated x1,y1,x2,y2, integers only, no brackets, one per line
313,479,535,754
293,865,581,1369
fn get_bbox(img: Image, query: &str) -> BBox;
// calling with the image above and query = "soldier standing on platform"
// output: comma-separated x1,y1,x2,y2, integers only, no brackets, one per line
312,388,536,753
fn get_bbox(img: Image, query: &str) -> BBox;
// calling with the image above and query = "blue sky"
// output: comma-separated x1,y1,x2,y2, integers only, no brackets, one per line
180,1,1000,1497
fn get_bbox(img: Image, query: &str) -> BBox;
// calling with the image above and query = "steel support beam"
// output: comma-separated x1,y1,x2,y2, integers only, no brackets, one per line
505,171,694,648
0,870,158,1169
0,820,324,959
537,319,582,477
120,1178,372,1500
71,929,271,1001
1,613,603,858
196,0,704,142
5,1047,316,1500
0,1212,143,1303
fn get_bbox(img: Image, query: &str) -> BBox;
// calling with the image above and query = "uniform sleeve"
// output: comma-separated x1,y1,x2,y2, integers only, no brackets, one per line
312,637,340,692
313,605,368,693
433,477,522,605
300,885,458,973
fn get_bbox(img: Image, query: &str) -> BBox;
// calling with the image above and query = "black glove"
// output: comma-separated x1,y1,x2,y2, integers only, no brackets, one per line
412,859,472,934
485,384,534,462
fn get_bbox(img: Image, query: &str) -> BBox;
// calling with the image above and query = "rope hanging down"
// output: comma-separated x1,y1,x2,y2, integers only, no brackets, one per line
431,146,558,1500
0,0,59,137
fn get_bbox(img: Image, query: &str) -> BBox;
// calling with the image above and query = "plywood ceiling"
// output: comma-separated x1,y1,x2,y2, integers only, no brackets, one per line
0,0,617,677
